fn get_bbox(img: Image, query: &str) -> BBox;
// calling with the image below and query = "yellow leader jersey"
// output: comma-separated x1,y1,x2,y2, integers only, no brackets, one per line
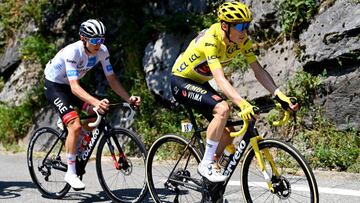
172,23,256,84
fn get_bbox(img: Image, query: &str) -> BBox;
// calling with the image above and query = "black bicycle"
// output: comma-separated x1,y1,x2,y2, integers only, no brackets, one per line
27,103,147,202
146,104,319,203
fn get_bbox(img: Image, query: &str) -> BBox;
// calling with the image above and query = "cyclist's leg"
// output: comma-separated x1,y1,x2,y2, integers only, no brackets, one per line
215,126,235,161
171,76,228,182
44,79,85,189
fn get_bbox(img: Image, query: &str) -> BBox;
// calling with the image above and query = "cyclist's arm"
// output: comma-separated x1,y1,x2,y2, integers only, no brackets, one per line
105,74,131,103
212,67,246,105
249,60,277,95
69,79,107,110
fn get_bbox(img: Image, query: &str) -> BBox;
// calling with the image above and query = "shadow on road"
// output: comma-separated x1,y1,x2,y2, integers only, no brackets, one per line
0,180,154,202
0,181,36,200
63,191,154,202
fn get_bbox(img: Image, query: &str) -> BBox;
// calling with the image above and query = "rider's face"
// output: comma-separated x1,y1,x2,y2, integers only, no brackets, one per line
80,36,104,55
85,40,101,54
229,24,248,44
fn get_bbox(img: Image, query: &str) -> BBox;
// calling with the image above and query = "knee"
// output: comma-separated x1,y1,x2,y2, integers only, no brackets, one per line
213,101,230,119
66,118,82,134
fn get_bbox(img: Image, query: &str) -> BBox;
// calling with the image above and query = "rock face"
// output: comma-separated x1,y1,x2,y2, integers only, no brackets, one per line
299,0,360,130
0,61,42,106
232,40,301,100
0,0,359,134
143,32,195,102
319,68,360,130
142,0,360,130
300,0,360,67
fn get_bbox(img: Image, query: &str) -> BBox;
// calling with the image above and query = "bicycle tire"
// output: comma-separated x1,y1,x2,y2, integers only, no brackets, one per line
146,134,203,203
27,127,70,198
96,128,148,202
241,138,319,203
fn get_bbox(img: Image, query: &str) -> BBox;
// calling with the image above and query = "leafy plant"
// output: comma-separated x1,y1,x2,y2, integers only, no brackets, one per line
295,116,360,171
20,35,56,67
286,70,322,108
277,0,318,38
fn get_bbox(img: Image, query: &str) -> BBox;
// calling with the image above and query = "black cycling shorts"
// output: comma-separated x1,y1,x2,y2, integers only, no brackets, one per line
170,75,224,121
44,79,83,124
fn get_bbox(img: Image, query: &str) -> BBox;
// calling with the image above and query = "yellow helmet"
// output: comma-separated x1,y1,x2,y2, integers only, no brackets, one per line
218,1,252,23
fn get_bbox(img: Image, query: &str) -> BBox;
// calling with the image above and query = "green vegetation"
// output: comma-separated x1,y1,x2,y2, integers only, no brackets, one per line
286,70,322,107
20,35,57,66
0,0,49,39
267,70,360,172
277,0,318,38
0,79,46,151
293,111,360,172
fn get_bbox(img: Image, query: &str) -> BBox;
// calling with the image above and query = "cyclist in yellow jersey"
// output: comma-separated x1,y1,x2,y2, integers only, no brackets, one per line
170,1,299,182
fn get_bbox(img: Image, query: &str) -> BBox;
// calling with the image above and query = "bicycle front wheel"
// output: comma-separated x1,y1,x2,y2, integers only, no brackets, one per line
241,138,319,203
27,127,70,198
146,134,203,203
96,128,147,202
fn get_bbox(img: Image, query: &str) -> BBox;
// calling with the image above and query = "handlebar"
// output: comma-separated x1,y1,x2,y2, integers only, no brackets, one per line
229,104,292,137
88,107,102,128
87,102,136,128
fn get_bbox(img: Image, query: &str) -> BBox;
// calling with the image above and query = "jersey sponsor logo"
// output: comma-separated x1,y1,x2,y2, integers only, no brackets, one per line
188,92,202,102
205,43,217,48
87,56,97,67
189,53,200,63
67,70,79,77
184,84,207,94
244,48,254,54
227,44,241,54
177,61,189,72
66,59,76,64
207,55,217,60
54,97,68,114
106,65,113,72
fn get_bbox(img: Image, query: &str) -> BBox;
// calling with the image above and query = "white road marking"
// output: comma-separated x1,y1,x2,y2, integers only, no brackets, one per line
227,181,360,197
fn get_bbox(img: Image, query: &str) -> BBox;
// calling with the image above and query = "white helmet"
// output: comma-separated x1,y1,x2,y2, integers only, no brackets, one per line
79,19,106,38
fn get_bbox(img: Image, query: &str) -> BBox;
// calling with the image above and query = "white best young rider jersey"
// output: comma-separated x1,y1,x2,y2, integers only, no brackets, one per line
44,40,114,85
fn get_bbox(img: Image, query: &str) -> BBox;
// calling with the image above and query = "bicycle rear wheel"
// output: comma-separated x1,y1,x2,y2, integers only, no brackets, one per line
96,128,147,202
27,127,70,198
241,138,319,203
146,134,203,203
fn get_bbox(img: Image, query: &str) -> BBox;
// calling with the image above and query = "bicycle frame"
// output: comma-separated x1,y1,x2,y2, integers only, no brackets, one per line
167,107,287,198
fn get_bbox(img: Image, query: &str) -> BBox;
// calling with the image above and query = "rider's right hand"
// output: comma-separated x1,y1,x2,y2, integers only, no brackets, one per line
238,99,256,120
95,98,109,114
274,89,299,111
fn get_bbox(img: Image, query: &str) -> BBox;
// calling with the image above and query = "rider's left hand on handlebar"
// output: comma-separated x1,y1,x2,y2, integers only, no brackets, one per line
238,99,257,121
129,96,141,107
274,89,299,111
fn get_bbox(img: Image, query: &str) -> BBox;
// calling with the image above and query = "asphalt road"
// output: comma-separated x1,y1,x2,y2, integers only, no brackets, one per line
1,151,360,202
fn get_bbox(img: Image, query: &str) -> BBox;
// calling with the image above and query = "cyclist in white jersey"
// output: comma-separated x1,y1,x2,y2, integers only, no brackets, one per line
44,19,141,190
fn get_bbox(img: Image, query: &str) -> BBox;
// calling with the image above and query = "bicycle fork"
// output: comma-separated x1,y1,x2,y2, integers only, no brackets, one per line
250,136,280,193
106,138,130,172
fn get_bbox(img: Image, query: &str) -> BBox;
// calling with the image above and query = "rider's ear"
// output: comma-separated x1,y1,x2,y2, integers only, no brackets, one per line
80,35,86,42
220,21,229,31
